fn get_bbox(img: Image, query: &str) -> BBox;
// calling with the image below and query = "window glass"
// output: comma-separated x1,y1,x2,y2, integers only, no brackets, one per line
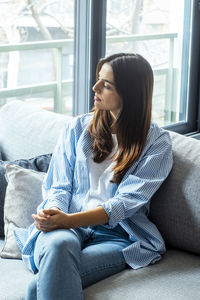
106,0,192,127
0,0,74,115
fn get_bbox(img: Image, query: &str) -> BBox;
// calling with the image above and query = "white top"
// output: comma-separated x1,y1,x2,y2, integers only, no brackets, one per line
83,134,118,210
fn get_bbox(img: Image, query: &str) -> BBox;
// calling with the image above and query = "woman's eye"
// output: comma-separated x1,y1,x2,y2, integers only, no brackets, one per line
103,82,110,89
96,78,111,89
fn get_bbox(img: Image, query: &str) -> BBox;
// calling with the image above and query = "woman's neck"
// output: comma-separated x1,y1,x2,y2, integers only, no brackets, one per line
111,125,117,134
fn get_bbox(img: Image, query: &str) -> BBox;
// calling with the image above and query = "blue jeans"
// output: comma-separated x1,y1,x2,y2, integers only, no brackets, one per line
25,224,131,300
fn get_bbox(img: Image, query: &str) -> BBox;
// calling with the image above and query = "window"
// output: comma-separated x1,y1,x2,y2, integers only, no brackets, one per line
1,0,199,135
105,0,197,132
0,0,74,115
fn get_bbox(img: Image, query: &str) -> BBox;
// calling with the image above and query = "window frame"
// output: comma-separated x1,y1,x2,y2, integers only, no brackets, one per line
73,0,91,115
82,0,200,135
0,0,199,135
89,0,107,109
164,0,200,134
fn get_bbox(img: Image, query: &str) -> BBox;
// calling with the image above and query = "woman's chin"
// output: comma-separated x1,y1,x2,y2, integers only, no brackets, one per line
94,101,102,109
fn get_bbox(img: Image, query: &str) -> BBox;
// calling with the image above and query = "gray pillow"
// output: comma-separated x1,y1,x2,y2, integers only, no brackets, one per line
150,131,200,255
0,153,52,237
0,164,45,259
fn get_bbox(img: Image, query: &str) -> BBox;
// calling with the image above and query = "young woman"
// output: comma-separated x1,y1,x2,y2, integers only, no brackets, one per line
15,53,173,300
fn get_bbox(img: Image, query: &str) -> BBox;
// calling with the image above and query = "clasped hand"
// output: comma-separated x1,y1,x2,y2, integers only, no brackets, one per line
32,208,69,232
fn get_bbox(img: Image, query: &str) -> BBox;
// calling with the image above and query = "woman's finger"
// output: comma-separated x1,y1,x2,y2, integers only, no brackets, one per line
43,209,59,216
38,209,50,218
32,214,49,224
34,220,52,231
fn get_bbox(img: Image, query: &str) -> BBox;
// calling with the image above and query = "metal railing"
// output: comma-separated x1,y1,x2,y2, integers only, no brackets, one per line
0,39,73,113
0,32,178,120
107,32,178,123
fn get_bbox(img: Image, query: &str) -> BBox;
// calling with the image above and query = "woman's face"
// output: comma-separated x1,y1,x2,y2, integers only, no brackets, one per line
92,63,122,120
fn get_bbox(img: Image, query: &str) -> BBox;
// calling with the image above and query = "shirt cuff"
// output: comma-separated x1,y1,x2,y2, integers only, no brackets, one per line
101,198,125,228
44,198,68,214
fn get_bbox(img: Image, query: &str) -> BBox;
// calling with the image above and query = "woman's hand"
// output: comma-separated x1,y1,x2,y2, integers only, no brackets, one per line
32,208,69,232
32,206,109,232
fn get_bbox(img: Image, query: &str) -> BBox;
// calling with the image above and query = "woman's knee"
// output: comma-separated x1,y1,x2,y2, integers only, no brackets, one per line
35,229,81,260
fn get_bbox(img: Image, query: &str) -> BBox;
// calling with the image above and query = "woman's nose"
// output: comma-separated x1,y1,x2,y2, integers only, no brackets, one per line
93,80,101,92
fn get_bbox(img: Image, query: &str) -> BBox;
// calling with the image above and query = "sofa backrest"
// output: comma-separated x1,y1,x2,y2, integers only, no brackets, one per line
0,101,72,161
150,131,200,255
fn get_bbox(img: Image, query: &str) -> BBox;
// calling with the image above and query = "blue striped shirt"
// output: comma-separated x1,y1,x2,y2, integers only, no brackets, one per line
14,113,173,273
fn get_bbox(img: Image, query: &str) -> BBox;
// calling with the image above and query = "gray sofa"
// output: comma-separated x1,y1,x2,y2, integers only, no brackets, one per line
0,100,200,300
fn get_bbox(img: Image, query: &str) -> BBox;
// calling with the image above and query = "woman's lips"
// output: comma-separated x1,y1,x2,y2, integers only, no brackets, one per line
94,95,101,102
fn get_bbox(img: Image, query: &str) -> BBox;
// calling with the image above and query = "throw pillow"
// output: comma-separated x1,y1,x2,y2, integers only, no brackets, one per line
0,164,45,259
0,153,52,237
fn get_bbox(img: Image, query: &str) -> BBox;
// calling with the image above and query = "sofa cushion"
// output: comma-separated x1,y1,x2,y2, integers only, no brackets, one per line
0,238,34,300
0,154,52,237
0,246,199,300
0,100,71,161
150,131,200,255
1,164,45,259
84,249,200,300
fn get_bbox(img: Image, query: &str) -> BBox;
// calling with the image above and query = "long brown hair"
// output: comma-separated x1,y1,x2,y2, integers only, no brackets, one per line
89,53,153,184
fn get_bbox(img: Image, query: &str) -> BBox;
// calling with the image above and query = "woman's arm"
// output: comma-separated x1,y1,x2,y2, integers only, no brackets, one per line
38,119,77,213
32,206,109,232
101,130,173,228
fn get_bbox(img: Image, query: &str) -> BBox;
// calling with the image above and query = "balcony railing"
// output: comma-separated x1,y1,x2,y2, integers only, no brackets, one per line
0,32,178,122
0,39,73,113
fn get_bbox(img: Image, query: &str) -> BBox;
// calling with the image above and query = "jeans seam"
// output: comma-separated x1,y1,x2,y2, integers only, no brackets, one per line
80,260,125,277
37,243,46,300
37,270,40,300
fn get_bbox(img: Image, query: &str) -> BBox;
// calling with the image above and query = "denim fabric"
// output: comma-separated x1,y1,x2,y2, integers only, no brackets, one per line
25,225,131,300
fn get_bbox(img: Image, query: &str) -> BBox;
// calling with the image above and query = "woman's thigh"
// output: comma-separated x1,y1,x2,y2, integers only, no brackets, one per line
80,226,131,288
33,228,85,270
33,226,131,289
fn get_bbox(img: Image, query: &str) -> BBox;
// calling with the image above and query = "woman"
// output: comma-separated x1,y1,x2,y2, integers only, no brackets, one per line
14,53,173,300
